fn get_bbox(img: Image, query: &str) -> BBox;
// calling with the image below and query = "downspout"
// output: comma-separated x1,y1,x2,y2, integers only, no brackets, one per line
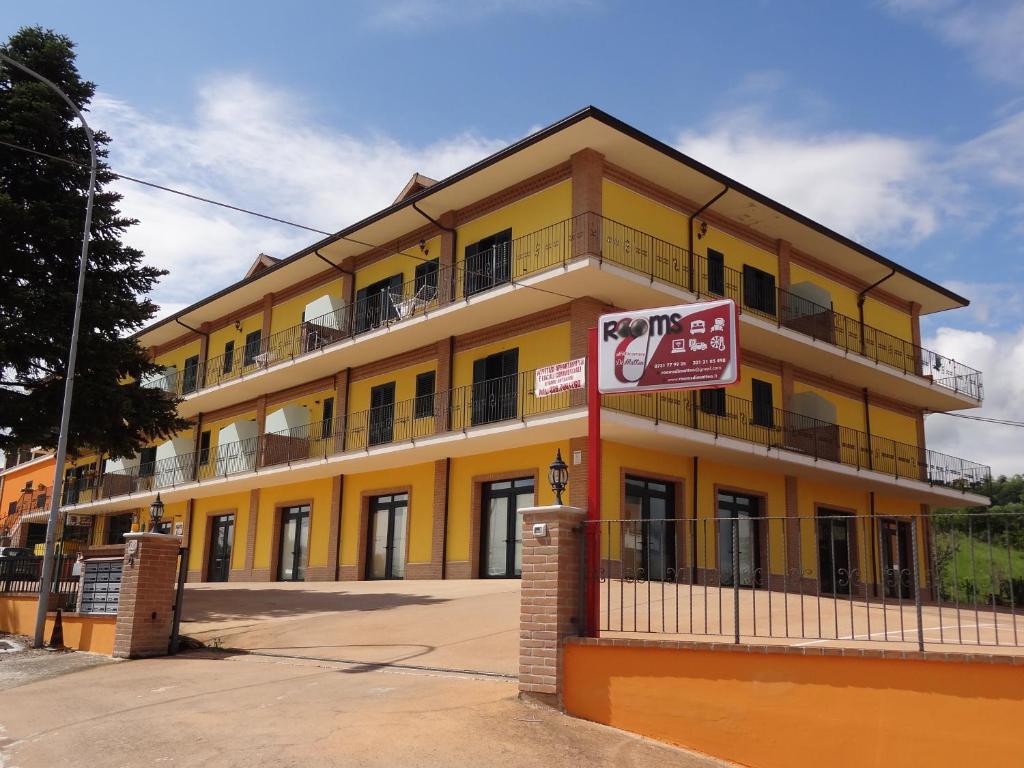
175,318,209,393
863,387,874,471
412,201,457,303
314,248,354,276
687,185,730,293
856,267,896,356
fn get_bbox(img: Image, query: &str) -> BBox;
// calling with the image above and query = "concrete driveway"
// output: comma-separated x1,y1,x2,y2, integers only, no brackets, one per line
0,651,725,767
180,579,522,675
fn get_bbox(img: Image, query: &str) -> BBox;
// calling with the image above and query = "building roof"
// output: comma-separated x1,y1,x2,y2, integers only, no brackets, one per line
137,107,969,348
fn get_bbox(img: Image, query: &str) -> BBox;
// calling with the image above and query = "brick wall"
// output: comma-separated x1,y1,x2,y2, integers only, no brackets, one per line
113,533,181,659
519,505,584,706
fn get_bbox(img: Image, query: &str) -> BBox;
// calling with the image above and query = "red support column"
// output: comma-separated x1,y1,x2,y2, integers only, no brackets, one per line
586,328,601,637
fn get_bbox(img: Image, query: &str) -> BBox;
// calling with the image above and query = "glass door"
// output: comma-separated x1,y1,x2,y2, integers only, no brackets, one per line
207,514,234,582
368,382,396,446
718,491,760,587
471,349,519,426
623,476,676,581
817,510,853,595
368,494,408,579
881,519,913,599
481,478,535,578
278,505,310,581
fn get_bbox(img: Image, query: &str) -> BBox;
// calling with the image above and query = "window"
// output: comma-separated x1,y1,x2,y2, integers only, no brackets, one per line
7,501,16,518
36,493,46,509
706,249,725,296
222,340,235,374
243,330,262,366
355,274,402,334
414,371,436,419
699,387,727,417
414,258,439,298
742,265,777,316
139,446,158,478
198,430,212,466
105,513,134,545
182,354,200,394
321,397,334,440
751,379,774,428
464,229,512,296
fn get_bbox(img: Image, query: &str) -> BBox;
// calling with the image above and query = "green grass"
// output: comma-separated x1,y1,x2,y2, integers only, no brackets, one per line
933,532,1024,604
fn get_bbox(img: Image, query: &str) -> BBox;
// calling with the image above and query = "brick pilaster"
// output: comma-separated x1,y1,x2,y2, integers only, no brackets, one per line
571,149,603,259
569,297,605,408
568,437,588,510
113,533,181,659
334,368,350,452
324,474,343,580
519,505,585,707
241,489,260,580
439,211,456,305
781,362,794,411
261,293,274,340
435,338,453,434
910,301,923,375
777,239,792,292
784,476,802,592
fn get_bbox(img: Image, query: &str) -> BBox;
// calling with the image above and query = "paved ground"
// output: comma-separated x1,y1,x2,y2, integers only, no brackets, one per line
0,635,116,690
180,579,523,675
0,650,726,768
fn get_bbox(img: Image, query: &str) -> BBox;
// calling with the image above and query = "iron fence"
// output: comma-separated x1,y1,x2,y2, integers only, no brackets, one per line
0,554,79,608
587,511,1023,650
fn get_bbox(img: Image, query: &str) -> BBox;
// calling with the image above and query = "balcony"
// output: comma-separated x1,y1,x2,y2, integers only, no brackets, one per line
63,370,990,511
147,213,981,415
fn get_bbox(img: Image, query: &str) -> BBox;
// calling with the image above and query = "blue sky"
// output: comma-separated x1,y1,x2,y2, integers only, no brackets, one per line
3,0,1023,473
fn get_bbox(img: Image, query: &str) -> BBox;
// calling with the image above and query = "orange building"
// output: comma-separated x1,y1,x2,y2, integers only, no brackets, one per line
0,449,56,550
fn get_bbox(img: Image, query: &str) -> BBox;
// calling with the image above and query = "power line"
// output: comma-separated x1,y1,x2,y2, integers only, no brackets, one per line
930,412,1024,429
0,138,579,303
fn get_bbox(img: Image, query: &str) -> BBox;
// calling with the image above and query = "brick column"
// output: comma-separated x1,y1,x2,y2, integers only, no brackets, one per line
571,149,603,259
777,239,792,292
910,301,923,375
569,297,605,408
519,504,584,707
435,338,453,434
261,293,274,340
439,211,456,305
113,532,181,659
242,488,260,580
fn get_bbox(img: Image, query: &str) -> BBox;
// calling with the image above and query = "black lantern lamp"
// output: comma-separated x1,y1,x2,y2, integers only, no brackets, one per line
548,449,569,506
149,493,165,532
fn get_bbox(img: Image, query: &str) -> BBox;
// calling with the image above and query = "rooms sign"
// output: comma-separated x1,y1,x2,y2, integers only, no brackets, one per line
597,299,740,395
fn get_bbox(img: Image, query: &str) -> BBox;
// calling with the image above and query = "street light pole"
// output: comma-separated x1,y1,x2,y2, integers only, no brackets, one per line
0,51,98,647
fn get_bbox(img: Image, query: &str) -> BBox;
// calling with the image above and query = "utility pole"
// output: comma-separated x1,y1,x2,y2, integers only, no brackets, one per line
0,51,98,647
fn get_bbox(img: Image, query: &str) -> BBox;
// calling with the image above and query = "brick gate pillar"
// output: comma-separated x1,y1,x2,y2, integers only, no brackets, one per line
519,504,585,707
113,532,181,659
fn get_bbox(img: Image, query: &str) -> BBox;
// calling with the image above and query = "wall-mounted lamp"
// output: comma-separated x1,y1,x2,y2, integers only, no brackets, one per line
418,239,429,257
696,221,708,240
548,449,569,506
233,320,242,332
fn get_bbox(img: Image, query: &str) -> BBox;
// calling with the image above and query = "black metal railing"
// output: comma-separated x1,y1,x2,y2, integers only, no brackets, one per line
602,389,990,491
64,375,989,507
586,511,1023,651
67,368,576,502
141,212,981,402
0,554,79,608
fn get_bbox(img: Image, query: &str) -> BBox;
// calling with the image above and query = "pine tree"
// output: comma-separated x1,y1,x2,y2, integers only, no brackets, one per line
0,26,189,459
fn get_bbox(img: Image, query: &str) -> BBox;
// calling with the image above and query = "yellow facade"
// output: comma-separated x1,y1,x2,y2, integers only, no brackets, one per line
60,112,983,597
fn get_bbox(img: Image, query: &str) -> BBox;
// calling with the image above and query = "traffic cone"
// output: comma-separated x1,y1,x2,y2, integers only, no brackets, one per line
47,609,66,651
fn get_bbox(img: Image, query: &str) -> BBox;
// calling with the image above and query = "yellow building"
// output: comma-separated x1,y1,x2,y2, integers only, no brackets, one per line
59,108,988,594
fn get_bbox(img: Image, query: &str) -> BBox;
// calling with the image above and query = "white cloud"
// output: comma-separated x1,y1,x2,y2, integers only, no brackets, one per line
676,115,945,246
90,75,506,319
884,0,1024,84
925,326,1024,478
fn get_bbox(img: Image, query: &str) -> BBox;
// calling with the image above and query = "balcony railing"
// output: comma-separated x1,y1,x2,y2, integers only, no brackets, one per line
64,372,989,506
603,389,991,490
142,212,981,401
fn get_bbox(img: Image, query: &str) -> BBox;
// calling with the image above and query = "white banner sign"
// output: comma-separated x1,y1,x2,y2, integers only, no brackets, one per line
597,299,740,395
535,358,586,397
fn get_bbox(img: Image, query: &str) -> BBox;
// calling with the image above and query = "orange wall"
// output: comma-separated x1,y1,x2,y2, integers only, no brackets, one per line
0,595,116,655
564,642,1023,768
